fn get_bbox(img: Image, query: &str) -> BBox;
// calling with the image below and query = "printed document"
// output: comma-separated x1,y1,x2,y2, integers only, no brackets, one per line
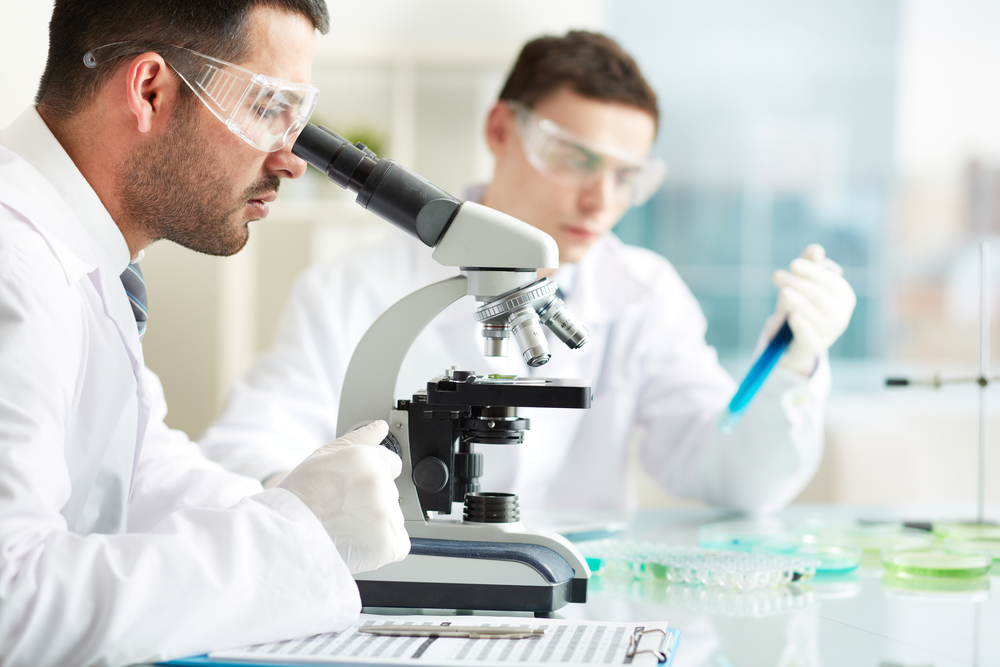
205,616,679,666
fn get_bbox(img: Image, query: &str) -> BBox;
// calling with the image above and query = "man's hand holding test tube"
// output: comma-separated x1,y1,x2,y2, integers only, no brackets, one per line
719,244,856,433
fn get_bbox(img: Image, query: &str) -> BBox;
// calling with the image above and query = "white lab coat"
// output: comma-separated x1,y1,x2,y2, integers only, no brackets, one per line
203,225,830,515
0,108,360,667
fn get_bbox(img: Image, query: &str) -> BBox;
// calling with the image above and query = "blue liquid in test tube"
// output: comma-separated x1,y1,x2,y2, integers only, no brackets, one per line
718,257,842,433
717,320,794,434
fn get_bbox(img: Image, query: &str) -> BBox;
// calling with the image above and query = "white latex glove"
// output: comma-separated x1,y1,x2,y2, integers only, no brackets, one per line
278,421,410,574
771,244,857,376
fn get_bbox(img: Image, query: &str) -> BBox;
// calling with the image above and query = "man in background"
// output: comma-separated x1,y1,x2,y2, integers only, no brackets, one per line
202,31,856,515
0,1,408,664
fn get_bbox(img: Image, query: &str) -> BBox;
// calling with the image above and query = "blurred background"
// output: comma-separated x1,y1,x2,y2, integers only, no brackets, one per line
3,0,1000,509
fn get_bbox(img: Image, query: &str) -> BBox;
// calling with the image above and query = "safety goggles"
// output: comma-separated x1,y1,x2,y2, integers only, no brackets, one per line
506,100,666,207
85,41,320,153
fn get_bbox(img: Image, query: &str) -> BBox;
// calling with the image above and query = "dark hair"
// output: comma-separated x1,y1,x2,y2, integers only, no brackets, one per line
36,0,330,122
498,30,659,130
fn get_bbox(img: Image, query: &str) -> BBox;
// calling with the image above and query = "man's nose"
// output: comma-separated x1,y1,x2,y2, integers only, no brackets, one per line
578,170,617,213
265,141,308,180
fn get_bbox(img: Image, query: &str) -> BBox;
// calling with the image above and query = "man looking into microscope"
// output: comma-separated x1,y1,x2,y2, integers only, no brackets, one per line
201,31,856,515
0,1,408,664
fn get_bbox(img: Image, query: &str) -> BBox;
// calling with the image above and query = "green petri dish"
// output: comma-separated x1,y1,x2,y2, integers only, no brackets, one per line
943,535,1000,562
882,570,991,603
932,522,1000,540
882,546,993,579
806,524,933,553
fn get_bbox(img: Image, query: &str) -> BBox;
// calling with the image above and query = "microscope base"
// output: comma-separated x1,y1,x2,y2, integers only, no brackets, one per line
354,536,588,613
358,578,578,614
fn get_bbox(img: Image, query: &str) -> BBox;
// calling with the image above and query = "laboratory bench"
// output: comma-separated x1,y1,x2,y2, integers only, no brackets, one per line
142,504,999,667
556,504,1000,667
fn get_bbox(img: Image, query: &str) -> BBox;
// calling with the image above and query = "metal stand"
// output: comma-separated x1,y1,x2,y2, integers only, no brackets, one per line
886,240,992,523
978,243,989,524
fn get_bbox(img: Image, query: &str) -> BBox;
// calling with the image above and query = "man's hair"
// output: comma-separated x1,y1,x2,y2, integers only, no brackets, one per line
499,31,659,129
36,0,330,122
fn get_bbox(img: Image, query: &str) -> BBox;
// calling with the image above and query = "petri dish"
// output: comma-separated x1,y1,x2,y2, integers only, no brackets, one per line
810,570,863,599
804,523,933,553
932,521,1000,541
753,541,861,574
882,546,993,579
943,535,1000,562
698,519,791,551
882,570,991,602
791,544,861,574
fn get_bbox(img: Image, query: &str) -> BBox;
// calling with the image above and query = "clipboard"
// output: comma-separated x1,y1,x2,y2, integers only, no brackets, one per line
157,617,682,667
625,627,681,667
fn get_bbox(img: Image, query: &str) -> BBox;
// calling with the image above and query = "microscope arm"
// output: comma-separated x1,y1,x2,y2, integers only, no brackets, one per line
336,275,468,440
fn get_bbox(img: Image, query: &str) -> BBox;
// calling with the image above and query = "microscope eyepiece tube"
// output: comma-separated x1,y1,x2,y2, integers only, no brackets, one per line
292,123,461,247
290,123,348,176
508,307,551,367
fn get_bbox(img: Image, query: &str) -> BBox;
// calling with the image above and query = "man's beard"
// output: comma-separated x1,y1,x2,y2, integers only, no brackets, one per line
115,102,278,257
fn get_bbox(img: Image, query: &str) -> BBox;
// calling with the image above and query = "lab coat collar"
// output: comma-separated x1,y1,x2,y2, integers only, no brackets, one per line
0,106,132,277
0,106,147,366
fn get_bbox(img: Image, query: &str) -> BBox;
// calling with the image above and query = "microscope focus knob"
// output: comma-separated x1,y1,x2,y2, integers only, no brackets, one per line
464,492,520,523
412,456,450,493
379,432,401,457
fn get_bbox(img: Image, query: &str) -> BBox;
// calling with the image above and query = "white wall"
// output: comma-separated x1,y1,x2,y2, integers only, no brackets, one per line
896,0,1000,182
0,1,50,128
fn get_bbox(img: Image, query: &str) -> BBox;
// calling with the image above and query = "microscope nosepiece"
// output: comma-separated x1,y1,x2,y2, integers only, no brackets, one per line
474,277,587,366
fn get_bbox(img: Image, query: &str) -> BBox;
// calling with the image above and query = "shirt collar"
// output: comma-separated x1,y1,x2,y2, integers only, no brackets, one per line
0,107,132,274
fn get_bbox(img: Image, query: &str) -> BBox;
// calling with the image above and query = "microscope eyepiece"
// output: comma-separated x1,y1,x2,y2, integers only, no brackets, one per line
292,123,461,247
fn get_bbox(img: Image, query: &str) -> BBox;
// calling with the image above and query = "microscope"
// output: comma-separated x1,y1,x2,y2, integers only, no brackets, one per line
292,124,592,614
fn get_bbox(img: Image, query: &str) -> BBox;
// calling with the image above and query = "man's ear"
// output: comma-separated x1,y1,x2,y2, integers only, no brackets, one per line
123,53,175,133
484,101,515,158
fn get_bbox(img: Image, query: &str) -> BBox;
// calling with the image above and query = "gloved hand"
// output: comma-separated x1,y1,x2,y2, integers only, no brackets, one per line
278,421,410,574
771,244,857,376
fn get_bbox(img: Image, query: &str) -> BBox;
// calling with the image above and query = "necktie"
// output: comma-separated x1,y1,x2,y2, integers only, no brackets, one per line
120,263,148,340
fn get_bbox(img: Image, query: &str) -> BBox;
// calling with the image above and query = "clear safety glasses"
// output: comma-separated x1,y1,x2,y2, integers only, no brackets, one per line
507,100,666,207
84,41,320,153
